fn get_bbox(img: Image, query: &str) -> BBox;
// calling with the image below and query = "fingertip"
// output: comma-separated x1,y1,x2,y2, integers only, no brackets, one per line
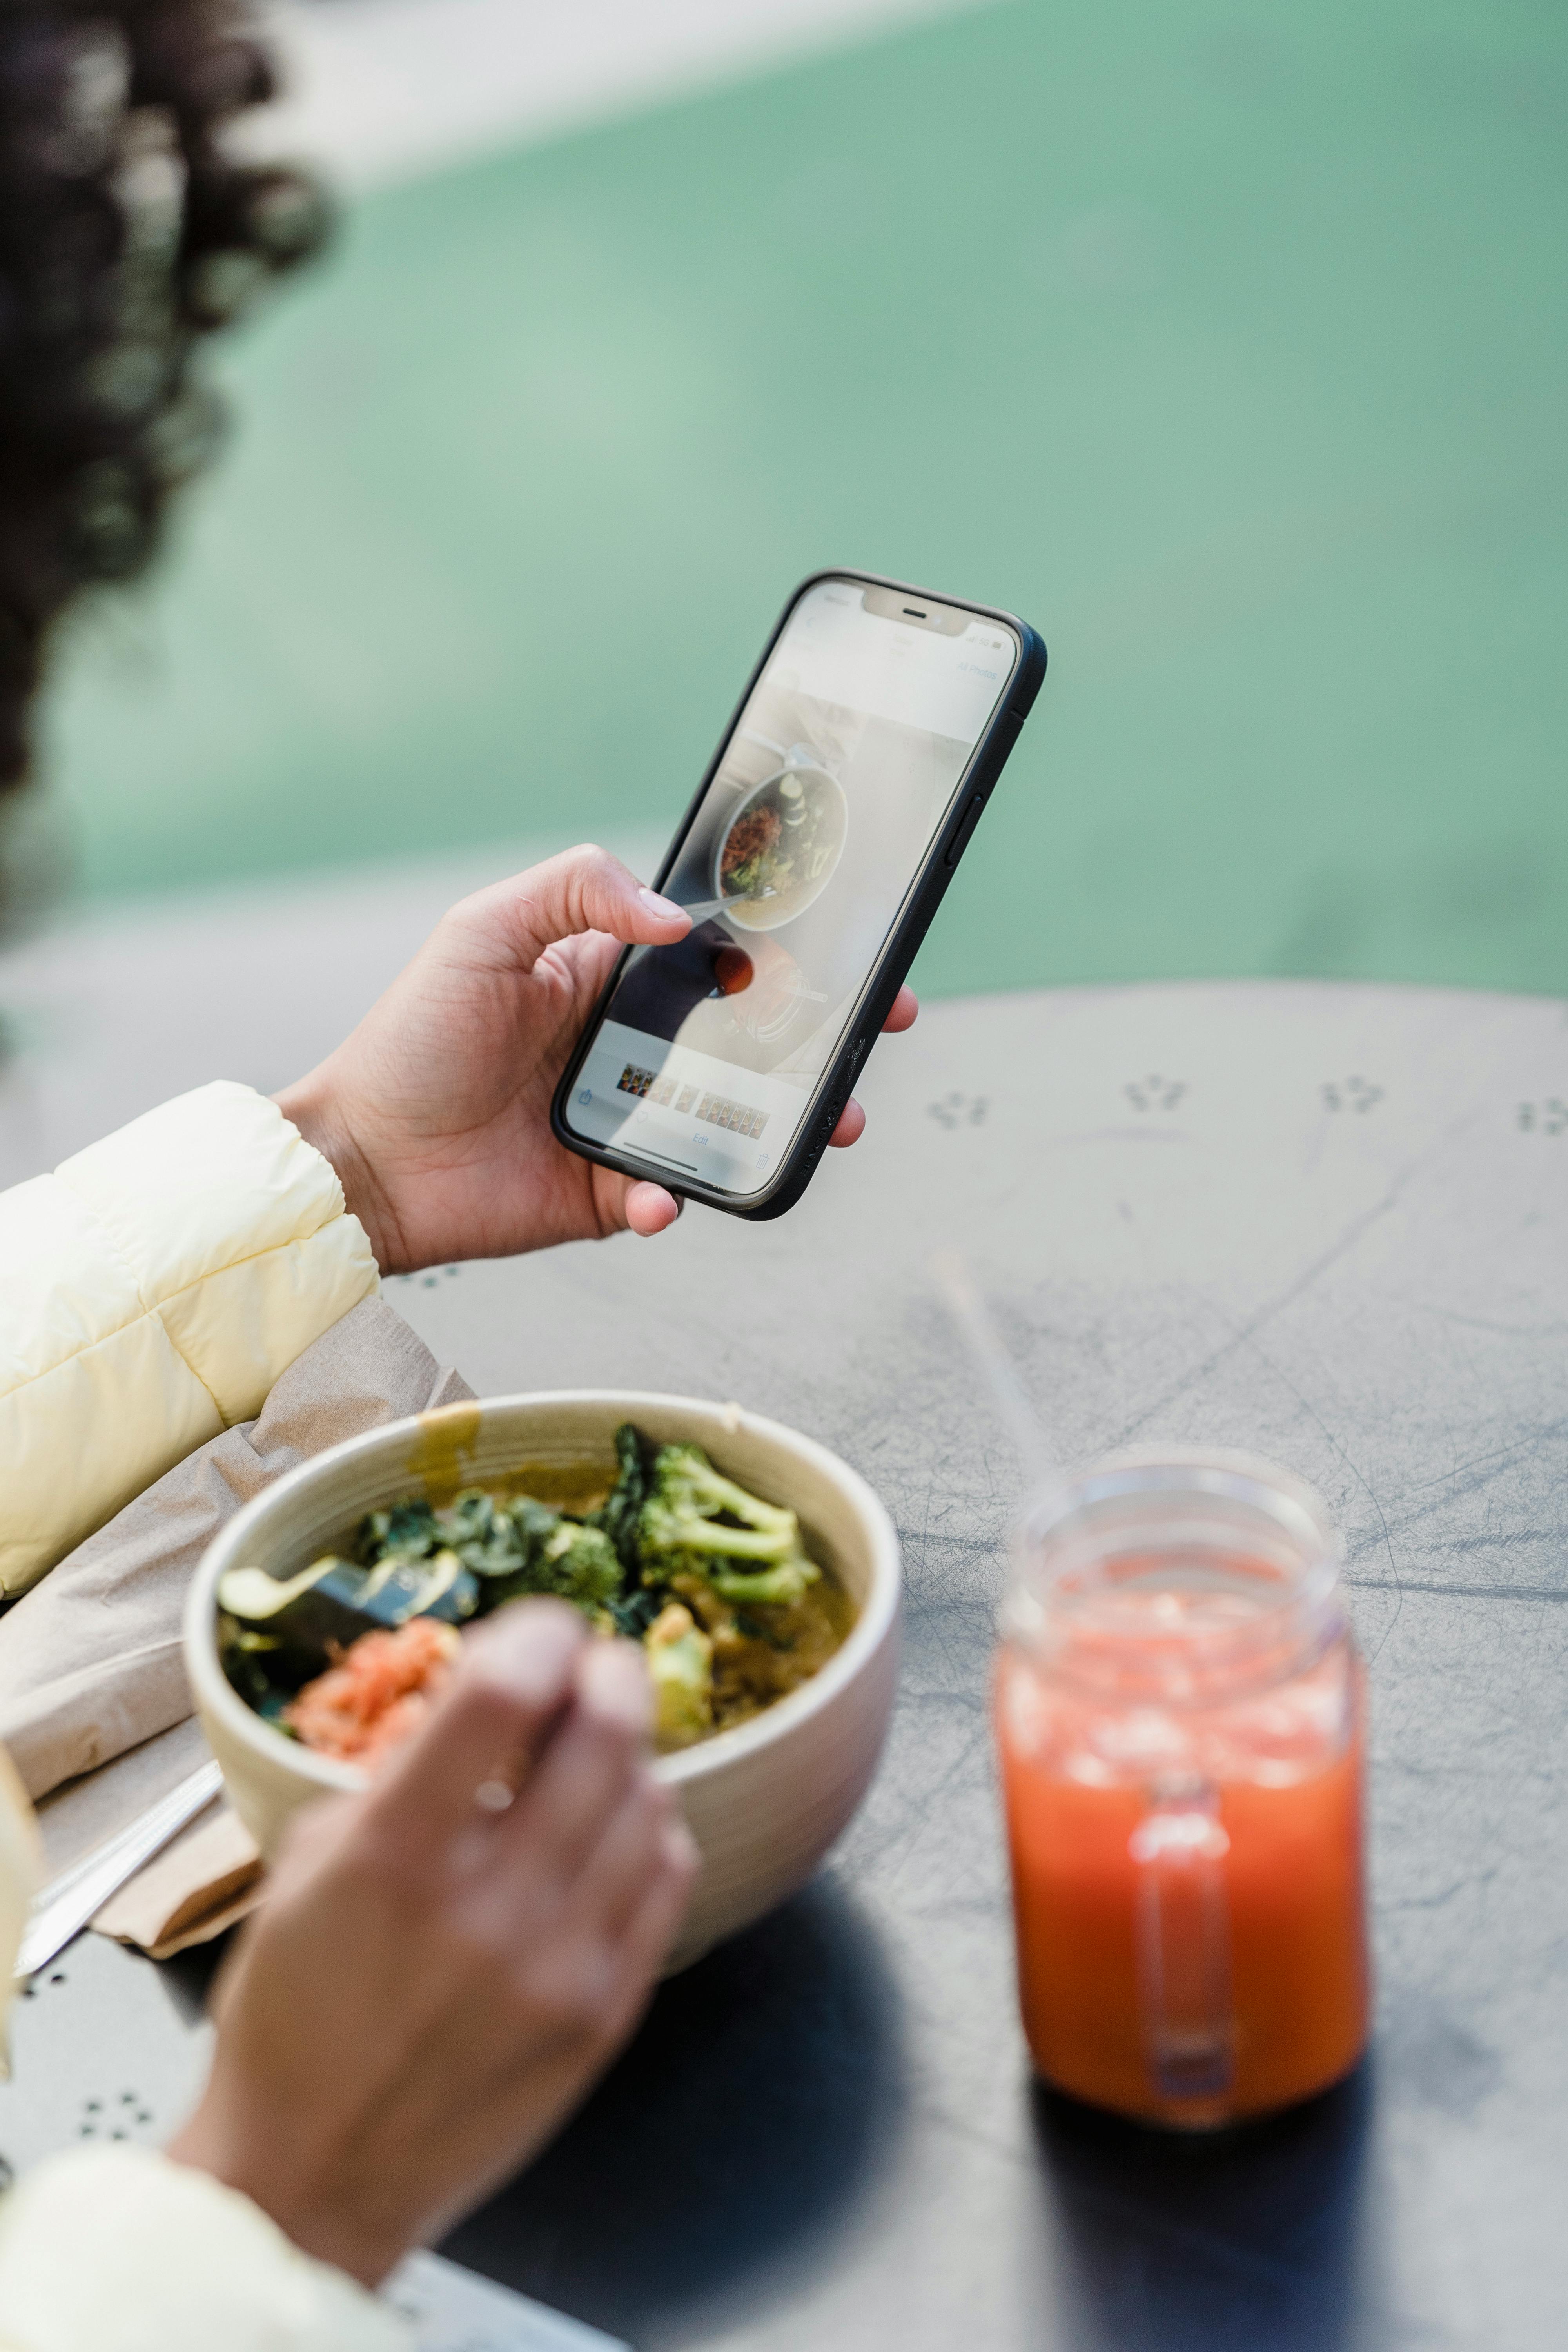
882,985,919,1033
828,1097,867,1148
625,1181,681,1235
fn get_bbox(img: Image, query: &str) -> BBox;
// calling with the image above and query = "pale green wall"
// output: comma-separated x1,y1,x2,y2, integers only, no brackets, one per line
42,0,1568,996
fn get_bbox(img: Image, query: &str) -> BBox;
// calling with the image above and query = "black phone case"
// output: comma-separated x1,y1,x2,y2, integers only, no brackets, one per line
551,567,1047,1221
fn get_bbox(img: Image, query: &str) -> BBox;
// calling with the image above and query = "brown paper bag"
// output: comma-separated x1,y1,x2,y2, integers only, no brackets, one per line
92,1806,265,1960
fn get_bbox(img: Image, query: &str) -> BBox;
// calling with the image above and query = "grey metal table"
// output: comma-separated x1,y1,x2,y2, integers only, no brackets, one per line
2,959,1565,2349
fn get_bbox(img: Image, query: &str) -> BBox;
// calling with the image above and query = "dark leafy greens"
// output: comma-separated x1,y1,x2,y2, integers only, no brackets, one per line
220,1423,830,1751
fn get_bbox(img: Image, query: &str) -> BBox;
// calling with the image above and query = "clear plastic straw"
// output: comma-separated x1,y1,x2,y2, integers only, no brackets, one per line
929,1248,1058,1492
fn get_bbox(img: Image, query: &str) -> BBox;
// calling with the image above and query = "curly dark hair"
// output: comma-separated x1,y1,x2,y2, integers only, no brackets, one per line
0,0,329,797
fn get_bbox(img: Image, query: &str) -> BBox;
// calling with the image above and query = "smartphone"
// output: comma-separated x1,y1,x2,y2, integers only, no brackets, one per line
552,569,1046,1220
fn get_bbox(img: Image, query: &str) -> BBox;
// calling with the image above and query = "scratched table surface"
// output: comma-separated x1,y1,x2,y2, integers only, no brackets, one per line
2,947,1566,2349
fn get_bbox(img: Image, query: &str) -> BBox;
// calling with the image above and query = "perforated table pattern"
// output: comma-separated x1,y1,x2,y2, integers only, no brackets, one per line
4,980,1564,2350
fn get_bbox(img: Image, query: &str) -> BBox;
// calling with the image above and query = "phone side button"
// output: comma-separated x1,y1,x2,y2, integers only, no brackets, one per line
944,792,987,868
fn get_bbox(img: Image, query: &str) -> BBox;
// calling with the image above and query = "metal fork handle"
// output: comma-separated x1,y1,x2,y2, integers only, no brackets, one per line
16,1759,226,1981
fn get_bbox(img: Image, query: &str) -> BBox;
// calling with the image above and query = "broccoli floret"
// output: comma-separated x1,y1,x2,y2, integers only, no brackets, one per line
645,1602,713,1748
534,1520,623,1612
387,1488,624,1618
353,1485,629,1626
638,1442,800,1573
478,1515,622,1615
708,1559,820,1606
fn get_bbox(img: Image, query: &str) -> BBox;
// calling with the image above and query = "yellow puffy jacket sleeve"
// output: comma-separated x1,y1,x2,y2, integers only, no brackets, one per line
0,1091,401,2345
0,2145,409,2352
0,1082,379,1598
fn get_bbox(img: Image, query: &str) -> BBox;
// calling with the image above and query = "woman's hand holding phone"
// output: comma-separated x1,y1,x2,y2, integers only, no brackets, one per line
274,843,916,1276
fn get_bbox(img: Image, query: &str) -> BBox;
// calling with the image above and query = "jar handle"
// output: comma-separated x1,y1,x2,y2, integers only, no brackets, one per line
1128,1781,1235,2102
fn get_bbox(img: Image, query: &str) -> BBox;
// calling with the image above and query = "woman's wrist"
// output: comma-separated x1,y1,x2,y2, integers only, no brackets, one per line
273,1076,403,1275
168,2095,409,2290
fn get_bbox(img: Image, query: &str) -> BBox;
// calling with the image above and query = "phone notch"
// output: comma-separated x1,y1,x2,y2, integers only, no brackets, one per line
860,584,970,636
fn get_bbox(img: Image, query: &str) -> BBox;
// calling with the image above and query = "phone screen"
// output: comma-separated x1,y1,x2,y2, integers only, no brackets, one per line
563,577,1021,1199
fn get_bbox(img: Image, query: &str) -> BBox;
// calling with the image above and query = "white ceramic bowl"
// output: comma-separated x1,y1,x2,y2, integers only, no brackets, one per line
184,1392,902,1971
